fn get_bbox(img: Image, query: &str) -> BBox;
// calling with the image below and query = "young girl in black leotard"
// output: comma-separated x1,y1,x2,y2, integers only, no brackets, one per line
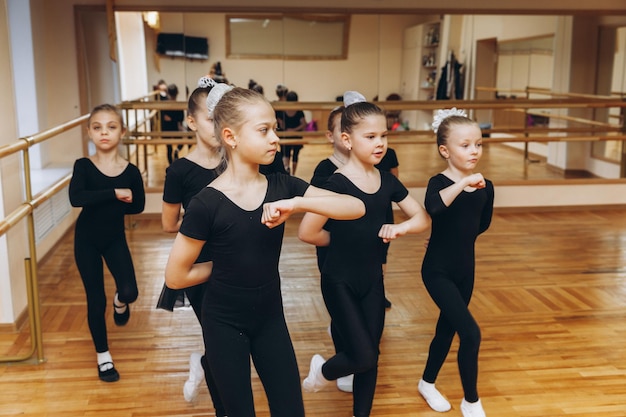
298,91,430,417
277,91,307,175
417,109,494,417
157,77,226,413
164,85,365,417
69,104,145,382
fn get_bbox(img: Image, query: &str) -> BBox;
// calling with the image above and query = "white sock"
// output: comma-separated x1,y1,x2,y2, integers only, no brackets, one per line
418,379,451,412
97,351,113,371
461,398,486,417
114,293,127,314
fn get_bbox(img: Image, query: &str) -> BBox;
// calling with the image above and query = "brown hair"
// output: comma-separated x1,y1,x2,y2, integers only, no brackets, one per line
212,87,268,146
341,102,385,134
87,104,124,127
436,115,479,149
187,86,212,117
327,106,345,131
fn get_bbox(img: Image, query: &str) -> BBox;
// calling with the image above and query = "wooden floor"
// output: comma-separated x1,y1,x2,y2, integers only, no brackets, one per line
2,145,625,417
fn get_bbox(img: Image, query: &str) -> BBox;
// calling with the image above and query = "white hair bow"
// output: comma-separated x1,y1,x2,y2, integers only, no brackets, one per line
197,76,217,89
432,107,467,133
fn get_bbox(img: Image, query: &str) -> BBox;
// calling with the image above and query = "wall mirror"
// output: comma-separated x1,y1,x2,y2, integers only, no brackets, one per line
591,26,626,162
496,34,555,95
95,10,626,183
226,14,350,59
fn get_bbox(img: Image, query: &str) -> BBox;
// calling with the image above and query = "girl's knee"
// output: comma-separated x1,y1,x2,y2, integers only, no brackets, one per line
460,324,481,350
117,287,138,304
353,348,378,373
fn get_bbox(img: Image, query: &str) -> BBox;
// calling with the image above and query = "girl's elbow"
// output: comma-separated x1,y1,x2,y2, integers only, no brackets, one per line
162,223,178,233
165,280,184,290
297,230,314,245
164,273,184,290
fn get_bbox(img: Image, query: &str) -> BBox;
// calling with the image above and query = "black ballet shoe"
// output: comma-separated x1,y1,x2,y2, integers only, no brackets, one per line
98,362,120,382
113,302,130,326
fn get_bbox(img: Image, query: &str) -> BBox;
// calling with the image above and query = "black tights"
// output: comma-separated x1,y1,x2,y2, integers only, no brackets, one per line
421,270,481,402
74,234,138,353
166,142,183,165
321,274,385,417
202,278,304,417
185,283,226,417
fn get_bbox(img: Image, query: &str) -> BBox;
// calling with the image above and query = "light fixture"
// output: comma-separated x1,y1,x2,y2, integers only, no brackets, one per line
143,11,160,30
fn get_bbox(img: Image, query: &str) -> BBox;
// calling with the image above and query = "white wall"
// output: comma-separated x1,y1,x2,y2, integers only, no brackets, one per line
0,2,25,328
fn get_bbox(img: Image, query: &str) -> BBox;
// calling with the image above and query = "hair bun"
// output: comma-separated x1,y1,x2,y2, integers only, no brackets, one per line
343,91,366,107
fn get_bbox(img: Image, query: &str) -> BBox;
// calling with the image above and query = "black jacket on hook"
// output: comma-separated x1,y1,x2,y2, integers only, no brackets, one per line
436,53,464,100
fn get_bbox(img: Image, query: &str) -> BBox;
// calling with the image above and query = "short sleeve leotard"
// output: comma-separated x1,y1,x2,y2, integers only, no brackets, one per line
311,158,339,188
422,173,494,276
179,172,309,288
321,171,408,283
163,157,219,209
163,157,219,264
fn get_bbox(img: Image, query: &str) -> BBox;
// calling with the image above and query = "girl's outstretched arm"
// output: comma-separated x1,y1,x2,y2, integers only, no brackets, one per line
262,185,364,228
438,173,486,207
165,233,213,289
378,195,430,243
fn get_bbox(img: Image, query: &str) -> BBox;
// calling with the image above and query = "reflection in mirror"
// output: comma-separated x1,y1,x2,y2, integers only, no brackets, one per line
227,14,350,59
227,15,284,57
496,34,554,95
592,26,625,162
492,34,554,158
110,11,626,185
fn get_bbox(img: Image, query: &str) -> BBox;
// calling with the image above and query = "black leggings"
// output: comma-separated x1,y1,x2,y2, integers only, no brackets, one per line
202,278,304,417
185,283,226,417
74,233,138,353
166,141,183,165
281,144,303,162
421,269,481,402
321,273,385,417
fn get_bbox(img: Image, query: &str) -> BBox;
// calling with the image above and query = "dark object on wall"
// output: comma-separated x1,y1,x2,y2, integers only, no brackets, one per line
156,33,208,60
156,33,185,57
436,51,464,100
184,36,209,59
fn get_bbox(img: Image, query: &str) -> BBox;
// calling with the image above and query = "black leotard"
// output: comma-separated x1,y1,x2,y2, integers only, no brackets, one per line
69,157,144,353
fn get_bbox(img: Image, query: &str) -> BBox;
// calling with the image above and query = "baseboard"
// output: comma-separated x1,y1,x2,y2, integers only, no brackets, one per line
0,306,29,333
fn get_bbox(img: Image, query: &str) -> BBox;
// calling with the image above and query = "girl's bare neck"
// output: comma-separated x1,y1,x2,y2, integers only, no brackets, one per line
186,144,221,169
442,166,472,182
329,151,348,167
89,150,127,176
215,163,261,187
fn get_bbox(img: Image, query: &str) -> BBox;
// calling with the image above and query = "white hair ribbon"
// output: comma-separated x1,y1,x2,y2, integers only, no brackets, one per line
206,83,234,115
343,91,367,107
432,107,467,133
